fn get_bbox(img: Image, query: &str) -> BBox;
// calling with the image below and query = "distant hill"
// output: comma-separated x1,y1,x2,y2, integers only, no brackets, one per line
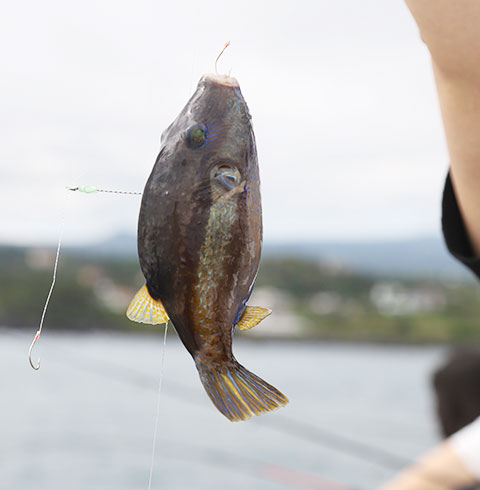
2,235,478,341
264,237,472,279
68,232,138,258
61,233,472,280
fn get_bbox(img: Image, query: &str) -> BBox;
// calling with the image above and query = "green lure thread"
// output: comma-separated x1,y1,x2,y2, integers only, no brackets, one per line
78,185,98,194
68,185,142,196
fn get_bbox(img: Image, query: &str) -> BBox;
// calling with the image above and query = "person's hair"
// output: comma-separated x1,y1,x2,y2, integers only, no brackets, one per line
433,349,480,438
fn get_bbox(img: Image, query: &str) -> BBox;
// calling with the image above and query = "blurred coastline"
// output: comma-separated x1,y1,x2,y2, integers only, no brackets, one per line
3,233,479,345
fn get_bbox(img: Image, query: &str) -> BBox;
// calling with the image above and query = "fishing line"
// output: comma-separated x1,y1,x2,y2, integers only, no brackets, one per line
22,183,475,488
28,189,69,370
26,317,417,471
28,185,142,370
215,41,230,75
68,185,142,196
27,184,173,489
15,326,471,490
25,317,425,473
11,327,362,490
9,328,361,490
147,322,169,490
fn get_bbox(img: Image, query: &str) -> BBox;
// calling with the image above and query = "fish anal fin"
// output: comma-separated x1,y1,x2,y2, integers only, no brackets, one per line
126,284,169,325
237,306,272,331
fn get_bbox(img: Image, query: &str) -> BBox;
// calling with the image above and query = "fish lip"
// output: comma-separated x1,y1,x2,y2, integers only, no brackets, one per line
202,73,240,88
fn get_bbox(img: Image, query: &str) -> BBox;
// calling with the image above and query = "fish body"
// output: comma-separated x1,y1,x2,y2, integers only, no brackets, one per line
131,73,288,421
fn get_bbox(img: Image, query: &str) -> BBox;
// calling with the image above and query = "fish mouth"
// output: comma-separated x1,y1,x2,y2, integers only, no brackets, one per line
202,73,239,88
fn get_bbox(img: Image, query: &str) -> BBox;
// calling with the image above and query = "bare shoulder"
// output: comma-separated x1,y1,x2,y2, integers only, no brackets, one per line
406,0,480,80
407,0,480,255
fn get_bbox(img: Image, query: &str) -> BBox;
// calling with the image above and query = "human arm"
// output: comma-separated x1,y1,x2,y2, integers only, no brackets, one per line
379,4,480,488
378,440,477,490
405,0,480,255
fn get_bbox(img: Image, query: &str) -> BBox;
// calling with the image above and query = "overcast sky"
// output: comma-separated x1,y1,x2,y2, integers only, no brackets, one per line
1,0,449,246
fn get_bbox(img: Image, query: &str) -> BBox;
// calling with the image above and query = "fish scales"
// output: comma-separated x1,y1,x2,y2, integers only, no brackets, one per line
130,73,288,421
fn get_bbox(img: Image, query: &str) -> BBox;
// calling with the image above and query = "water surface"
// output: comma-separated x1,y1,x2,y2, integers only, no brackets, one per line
0,329,446,489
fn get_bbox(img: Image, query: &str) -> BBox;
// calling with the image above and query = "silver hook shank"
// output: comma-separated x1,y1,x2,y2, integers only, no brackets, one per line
28,330,41,370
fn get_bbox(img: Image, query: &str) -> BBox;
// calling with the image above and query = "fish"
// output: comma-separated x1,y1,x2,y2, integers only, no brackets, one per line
126,73,288,421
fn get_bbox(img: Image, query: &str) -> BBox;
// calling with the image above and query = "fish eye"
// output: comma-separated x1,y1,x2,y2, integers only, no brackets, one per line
213,165,241,190
187,125,206,149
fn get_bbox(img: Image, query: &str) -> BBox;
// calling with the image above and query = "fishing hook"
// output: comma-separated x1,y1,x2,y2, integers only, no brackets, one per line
28,184,139,372
28,190,66,371
28,330,41,370
215,41,230,74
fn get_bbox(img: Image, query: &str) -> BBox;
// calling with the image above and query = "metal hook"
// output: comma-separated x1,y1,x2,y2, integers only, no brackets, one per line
28,186,67,371
28,330,41,370
215,41,230,74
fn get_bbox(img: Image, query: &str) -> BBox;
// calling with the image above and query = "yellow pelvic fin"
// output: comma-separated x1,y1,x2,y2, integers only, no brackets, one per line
126,285,169,325
237,306,272,331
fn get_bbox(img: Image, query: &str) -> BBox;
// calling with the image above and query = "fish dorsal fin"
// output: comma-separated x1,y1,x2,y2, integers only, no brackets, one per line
126,284,169,325
237,306,272,331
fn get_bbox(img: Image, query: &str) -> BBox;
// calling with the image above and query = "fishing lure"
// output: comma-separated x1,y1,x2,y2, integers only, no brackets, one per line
127,71,289,421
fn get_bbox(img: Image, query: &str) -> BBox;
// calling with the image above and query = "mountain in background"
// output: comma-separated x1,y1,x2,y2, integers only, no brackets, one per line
2,233,478,341
64,233,472,280
264,237,471,279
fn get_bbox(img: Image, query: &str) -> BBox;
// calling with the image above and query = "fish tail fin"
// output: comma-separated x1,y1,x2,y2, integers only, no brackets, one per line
195,354,289,422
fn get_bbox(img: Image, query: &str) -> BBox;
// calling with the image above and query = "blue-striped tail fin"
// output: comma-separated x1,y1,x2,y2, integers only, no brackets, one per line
195,355,288,421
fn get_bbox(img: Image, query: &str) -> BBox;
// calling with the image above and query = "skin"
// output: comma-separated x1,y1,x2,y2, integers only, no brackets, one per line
138,74,261,368
406,0,480,255
378,442,477,490
381,2,480,487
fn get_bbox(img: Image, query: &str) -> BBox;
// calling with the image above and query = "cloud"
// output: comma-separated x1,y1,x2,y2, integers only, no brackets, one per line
0,0,449,245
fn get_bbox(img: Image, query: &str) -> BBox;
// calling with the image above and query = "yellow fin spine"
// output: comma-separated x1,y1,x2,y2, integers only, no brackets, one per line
126,284,169,325
195,355,288,422
237,306,272,331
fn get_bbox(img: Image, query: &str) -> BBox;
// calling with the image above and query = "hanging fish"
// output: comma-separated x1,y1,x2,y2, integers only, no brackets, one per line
127,72,288,421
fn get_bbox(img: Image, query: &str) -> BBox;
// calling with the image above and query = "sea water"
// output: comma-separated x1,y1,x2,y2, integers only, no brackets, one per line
0,329,446,490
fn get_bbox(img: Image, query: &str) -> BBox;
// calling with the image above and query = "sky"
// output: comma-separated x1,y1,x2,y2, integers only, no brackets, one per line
1,0,449,246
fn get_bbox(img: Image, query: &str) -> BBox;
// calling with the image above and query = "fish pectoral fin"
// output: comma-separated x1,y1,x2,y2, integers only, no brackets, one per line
126,284,169,325
237,306,272,331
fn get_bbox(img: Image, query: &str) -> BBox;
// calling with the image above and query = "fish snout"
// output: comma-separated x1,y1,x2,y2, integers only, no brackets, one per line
202,73,240,88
